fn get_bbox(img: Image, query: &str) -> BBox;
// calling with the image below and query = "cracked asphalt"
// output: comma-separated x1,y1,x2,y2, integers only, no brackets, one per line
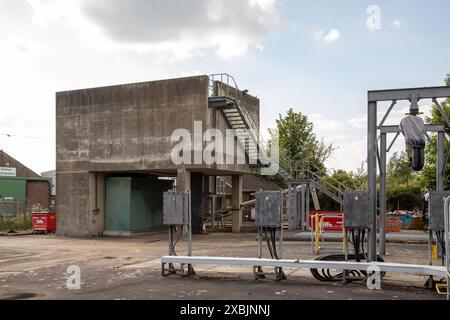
0,232,445,300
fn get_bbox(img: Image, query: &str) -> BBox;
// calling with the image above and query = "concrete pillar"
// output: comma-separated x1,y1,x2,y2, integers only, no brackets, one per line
176,168,202,234
89,172,106,237
232,175,243,233
177,169,191,192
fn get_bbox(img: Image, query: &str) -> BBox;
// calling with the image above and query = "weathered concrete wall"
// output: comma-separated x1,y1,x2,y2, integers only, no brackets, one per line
57,76,210,173
56,76,258,236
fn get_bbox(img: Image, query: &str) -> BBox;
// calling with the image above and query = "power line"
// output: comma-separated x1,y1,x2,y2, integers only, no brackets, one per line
0,133,50,140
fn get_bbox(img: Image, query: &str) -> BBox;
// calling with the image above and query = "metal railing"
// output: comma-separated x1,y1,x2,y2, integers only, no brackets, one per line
209,74,293,179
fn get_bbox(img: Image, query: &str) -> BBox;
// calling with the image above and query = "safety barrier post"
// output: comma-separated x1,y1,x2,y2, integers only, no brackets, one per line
315,213,320,255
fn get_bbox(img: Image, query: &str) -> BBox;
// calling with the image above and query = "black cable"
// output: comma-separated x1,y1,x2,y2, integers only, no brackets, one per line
310,227,385,283
271,227,286,280
264,228,274,259
174,226,183,249
170,226,177,256
271,228,279,260
310,254,385,282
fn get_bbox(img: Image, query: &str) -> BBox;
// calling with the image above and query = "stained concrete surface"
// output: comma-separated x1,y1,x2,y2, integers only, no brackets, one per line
0,233,444,300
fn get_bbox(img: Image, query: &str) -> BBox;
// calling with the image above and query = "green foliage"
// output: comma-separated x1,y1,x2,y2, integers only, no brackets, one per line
269,108,335,170
419,74,450,190
386,184,424,212
387,152,422,188
0,213,32,232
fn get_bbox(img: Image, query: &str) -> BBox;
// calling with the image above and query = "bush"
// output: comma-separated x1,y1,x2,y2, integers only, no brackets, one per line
0,213,32,232
386,185,424,212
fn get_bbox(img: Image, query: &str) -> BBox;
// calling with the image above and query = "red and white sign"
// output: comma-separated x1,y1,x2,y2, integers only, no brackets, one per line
308,212,344,232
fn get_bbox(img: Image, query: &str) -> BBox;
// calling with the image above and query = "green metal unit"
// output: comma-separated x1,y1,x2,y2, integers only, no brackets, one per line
105,176,173,232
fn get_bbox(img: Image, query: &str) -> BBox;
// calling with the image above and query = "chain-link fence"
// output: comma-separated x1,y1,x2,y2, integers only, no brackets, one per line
0,200,32,232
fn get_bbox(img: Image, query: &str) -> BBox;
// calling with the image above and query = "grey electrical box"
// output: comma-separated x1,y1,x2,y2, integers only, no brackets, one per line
344,191,370,229
428,191,450,231
163,192,189,226
255,191,283,228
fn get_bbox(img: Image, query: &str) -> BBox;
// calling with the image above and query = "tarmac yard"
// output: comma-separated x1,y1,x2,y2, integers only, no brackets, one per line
0,232,444,300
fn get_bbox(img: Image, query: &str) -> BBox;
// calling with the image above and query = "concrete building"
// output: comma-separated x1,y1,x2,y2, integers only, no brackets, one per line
0,150,50,213
56,75,263,237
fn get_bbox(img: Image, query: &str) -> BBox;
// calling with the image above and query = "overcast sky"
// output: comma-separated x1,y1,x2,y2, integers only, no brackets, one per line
0,0,449,174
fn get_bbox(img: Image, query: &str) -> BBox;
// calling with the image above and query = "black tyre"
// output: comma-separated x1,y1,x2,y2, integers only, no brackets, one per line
411,147,425,171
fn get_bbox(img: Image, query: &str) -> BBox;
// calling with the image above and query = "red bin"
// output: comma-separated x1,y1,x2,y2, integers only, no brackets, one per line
32,212,57,234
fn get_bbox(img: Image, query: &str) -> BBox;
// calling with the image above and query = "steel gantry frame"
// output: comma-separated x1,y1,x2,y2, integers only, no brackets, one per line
367,86,450,261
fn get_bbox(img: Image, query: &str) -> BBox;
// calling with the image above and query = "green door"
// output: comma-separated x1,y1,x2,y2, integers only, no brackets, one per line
106,176,173,232
105,177,131,231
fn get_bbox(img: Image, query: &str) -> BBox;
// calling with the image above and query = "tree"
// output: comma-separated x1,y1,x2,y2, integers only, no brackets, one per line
419,74,450,190
269,108,334,172
387,151,418,188
385,151,423,211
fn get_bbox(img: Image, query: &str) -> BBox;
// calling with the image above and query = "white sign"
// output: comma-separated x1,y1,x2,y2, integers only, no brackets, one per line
0,167,17,177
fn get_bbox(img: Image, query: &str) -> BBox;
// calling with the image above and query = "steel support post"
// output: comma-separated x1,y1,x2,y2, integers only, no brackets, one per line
300,186,305,231
368,101,378,262
288,183,294,230
379,133,387,256
437,131,445,191
436,132,446,259
306,184,310,228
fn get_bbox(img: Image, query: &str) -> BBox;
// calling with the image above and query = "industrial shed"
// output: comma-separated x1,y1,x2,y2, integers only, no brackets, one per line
0,150,50,214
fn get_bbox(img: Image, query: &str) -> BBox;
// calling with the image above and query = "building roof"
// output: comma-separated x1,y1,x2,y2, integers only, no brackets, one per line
0,150,41,179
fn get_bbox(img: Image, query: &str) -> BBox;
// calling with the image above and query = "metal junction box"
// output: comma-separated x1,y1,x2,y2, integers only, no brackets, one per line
344,191,370,229
255,192,283,228
428,191,450,231
163,192,189,226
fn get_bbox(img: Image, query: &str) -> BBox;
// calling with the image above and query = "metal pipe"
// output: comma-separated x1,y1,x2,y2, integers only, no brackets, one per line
368,101,378,262
240,199,256,207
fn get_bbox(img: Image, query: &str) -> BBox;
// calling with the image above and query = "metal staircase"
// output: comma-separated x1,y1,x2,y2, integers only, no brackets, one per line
207,74,351,203
295,161,351,206
209,74,292,179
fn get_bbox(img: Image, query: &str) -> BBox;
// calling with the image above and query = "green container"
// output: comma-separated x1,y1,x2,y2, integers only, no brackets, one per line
105,177,172,232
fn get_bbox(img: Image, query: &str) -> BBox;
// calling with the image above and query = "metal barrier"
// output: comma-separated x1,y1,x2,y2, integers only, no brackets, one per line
310,212,345,255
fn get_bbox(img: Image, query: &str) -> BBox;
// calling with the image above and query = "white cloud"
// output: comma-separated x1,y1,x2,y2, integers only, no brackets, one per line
26,0,281,60
256,43,265,51
389,20,402,29
313,28,341,44
323,29,342,43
